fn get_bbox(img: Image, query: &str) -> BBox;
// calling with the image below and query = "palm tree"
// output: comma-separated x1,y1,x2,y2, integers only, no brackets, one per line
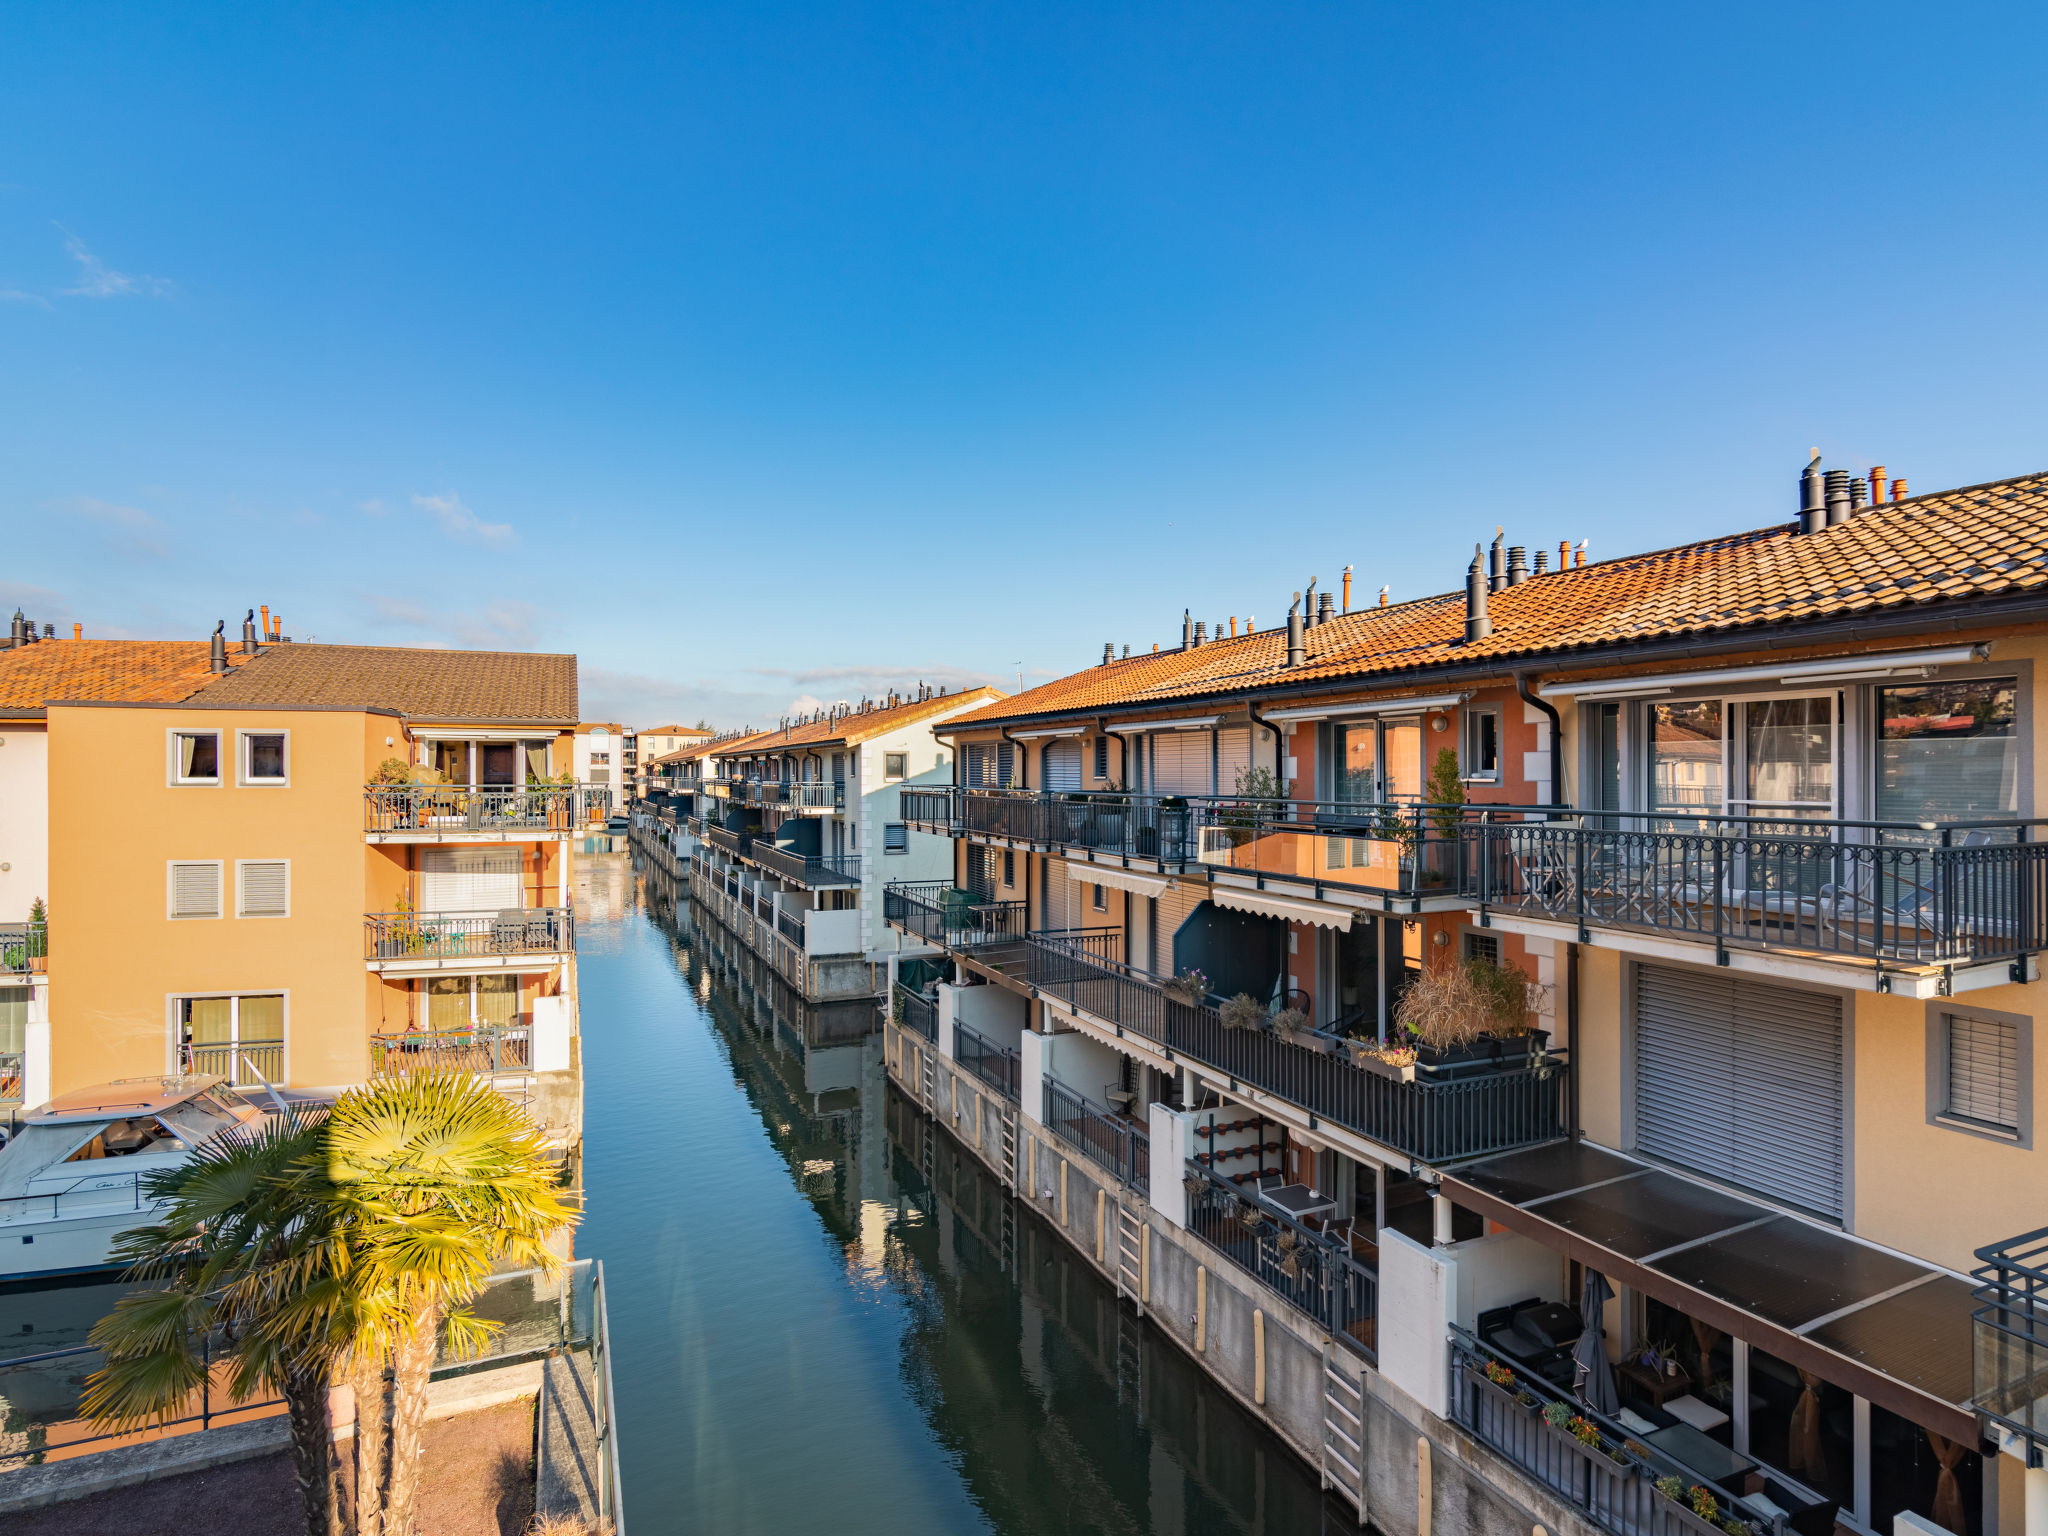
82,1107,359,1536
325,1070,577,1536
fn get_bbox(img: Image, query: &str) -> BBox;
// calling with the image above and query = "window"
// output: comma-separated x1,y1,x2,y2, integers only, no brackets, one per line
168,861,223,919
884,823,908,853
424,974,518,1031
236,860,290,918
1935,1007,2027,1139
1648,700,1723,820
0,986,26,1056
239,731,288,785
1002,850,1015,887
1462,708,1500,782
884,752,907,781
176,993,284,1085
1878,678,2019,824
1091,883,1107,912
1463,930,1500,965
170,730,221,785
1094,736,1110,780
590,752,610,766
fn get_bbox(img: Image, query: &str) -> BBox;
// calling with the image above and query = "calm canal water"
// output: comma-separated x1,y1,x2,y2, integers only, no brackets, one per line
576,852,1349,1535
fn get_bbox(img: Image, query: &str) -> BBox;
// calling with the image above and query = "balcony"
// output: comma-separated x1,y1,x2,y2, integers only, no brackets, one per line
364,908,574,974
899,785,959,834
705,823,751,858
756,780,845,813
953,1018,1020,1101
1044,1075,1149,1188
1025,933,1569,1165
0,1050,23,1105
1973,1226,2048,1460
747,842,862,888
181,1040,284,1087
884,881,1028,949
1184,1159,1377,1359
892,980,937,1043
1470,810,2048,991
1,922,47,976
364,784,585,840
370,1025,533,1077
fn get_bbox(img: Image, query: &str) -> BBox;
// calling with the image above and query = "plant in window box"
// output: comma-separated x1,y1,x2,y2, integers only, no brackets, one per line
1482,1359,1516,1391
1270,1007,1312,1044
1343,1038,1418,1082
1219,992,1264,1031
1163,968,1210,1007
1182,1171,1206,1198
1655,1476,1687,1505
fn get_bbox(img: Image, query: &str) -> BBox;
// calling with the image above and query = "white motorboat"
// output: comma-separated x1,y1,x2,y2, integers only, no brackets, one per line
0,1076,266,1280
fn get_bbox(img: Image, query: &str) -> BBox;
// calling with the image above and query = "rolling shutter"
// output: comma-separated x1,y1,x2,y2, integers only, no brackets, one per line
1150,731,1212,795
1043,740,1083,793
1634,963,1843,1219
169,861,222,920
419,847,524,913
1948,1014,2020,1130
237,860,290,918
965,744,988,787
1216,726,1252,796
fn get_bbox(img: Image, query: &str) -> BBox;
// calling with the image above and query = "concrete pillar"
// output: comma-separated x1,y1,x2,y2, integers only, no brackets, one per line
1432,1188,1454,1246
1149,1101,1191,1228
2026,1461,2047,1536
1196,1266,1207,1352
1019,1029,1049,1126
1418,1437,1433,1536
1254,1309,1266,1405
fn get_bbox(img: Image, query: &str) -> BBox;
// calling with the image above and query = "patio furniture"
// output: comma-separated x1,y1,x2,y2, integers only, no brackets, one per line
1643,1422,1754,1489
1663,1393,1730,1432
1261,1183,1337,1223
1616,1356,1694,1410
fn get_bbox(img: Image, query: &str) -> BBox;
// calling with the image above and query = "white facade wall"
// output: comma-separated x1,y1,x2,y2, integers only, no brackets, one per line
0,724,49,923
573,728,627,805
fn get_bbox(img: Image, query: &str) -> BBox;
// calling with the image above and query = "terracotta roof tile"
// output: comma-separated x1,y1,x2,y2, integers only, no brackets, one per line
0,640,255,712
952,471,2048,726
188,643,578,722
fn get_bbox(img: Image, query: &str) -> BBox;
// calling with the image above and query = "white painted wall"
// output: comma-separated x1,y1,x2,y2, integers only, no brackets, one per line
1447,1227,1567,1328
573,728,626,804
1378,1227,1457,1418
0,725,49,923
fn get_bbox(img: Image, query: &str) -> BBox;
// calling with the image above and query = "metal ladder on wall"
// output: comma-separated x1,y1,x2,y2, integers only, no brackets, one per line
919,1043,936,1114
1115,1202,1145,1318
1114,1304,1145,1418
998,1187,1016,1276
1321,1344,1369,1525
996,1107,1018,1194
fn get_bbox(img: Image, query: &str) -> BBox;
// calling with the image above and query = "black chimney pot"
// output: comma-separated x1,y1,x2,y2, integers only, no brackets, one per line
1317,592,1336,625
1464,544,1492,643
1799,451,1825,534
1286,593,1306,667
1508,546,1529,585
1849,476,1867,513
1181,609,1193,651
1824,469,1852,527
241,609,261,655
209,622,229,674
1488,530,1507,594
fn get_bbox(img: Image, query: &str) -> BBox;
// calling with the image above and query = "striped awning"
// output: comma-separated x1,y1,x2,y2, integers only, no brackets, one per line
1208,883,1354,931
1058,859,1172,899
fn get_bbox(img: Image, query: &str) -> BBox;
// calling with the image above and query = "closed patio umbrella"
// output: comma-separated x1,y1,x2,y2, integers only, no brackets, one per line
1572,1269,1619,1417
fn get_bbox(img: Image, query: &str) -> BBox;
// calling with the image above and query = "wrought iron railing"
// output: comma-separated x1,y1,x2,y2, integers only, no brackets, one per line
0,922,47,975
899,785,960,830
364,784,583,834
364,907,573,961
749,842,862,887
1184,1160,1376,1359
581,785,615,822
776,906,806,946
763,780,844,811
181,1040,284,1086
953,1019,1020,1101
883,881,1027,948
1448,1327,1748,1536
893,981,938,1043
1974,1226,2048,1457
1044,1076,1149,1187
1027,934,1569,1164
370,1025,533,1076
960,789,1201,864
1472,809,2048,970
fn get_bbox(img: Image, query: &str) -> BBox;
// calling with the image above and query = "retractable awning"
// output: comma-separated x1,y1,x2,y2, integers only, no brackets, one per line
1058,860,1172,898
1443,1141,1977,1443
1208,882,1355,931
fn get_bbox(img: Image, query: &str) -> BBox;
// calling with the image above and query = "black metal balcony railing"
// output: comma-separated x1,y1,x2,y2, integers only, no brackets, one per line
364,908,573,962
1973,1226,2048,1457
705,823,749,857
760,780,845,811
364,784,586,834
1027,933,1569,1164
371,1026,533,1077
893,981,938,1043
1473,810,2048,970
1448,1328,1736,1536
899,785,961,830
0,1050,24,1105
1044,1076,1149,1188
182,1040,284,1087
953,1019,1021,1101
0,922,47,975
776,906,806,947
883,881,1027,948
1184,1160,1376,1359
749,842,862,888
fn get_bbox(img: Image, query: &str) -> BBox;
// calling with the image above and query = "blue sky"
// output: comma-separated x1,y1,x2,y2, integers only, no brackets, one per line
2,4,2044,727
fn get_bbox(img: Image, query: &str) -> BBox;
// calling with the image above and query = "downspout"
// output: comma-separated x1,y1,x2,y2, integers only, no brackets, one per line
1515,672,1565,811
1567,940,1581,1140
1098,716,1132,790
1245,701,1286,796
999,724,1028,790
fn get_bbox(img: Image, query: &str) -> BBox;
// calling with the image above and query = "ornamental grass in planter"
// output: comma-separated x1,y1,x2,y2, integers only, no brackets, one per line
1219,992,1265,1031
1396,953,1537,1059
1271,1007,1312,1043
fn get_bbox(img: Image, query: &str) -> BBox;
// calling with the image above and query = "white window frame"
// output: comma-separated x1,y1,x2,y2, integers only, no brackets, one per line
167,728,223,787
884,823,908,854
237,728,291,788
1927,1001,2032,1146
235,858,291,919
1461,706,1502,784
167,859,225,920
166,990,290,1081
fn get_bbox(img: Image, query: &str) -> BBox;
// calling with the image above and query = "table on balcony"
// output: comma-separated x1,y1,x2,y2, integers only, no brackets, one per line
1260,1183,1337,1222
1643,1423,1754,1489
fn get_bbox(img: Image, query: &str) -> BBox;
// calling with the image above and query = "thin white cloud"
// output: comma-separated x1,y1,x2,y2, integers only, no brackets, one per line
412,492,515,548
58,228,172,299
67,496,170,560
364,594,538,651
0,288,50,308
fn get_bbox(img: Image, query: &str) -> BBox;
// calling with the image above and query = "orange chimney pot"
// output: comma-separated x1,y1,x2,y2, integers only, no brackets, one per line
72,623,81,639
1868,465,1887,504
1891,479,1907,500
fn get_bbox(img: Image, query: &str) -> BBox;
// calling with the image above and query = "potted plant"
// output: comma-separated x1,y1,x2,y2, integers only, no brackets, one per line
1344,1037,1418,1083
1271,1006,1313,1045
1163,968,1210,1006
1396,953,1540,1068
1219,993,1265,1031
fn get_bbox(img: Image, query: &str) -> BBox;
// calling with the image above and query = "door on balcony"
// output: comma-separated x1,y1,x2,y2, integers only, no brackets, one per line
418,847,524,912
425,974,520,1032
1632,963,1843,1219
1734,697,1835,825
177,993,285,1087
1043,740,1083,793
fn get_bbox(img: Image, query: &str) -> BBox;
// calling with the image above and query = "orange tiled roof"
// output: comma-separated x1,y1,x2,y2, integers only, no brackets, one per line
0,640,255,713
190,644,578,723
950,470,2048,727
711,686,1006,755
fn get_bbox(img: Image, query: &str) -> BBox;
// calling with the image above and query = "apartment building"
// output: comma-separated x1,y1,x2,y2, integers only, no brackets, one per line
573,721,628,811
631,723,712,800
0,624,594,1144
885,465,2048,1536
673,687,1003,1003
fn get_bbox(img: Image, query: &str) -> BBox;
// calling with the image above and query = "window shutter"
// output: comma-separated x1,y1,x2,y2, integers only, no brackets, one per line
170,862,222,919
238,860,290,918
1948,1014,2019,1130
